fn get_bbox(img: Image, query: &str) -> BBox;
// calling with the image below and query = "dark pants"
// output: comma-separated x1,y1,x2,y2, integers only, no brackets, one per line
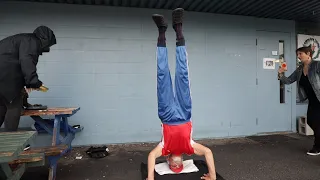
307,103,320,150
0,95,22,132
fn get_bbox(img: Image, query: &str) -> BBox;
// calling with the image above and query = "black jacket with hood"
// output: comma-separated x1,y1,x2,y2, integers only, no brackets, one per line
0,26,56,103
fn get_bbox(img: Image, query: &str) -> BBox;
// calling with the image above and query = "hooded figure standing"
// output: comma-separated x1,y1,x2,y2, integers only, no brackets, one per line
0,26,56,131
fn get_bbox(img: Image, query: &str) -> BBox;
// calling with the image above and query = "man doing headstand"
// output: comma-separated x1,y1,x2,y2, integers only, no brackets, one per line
147,8,216,180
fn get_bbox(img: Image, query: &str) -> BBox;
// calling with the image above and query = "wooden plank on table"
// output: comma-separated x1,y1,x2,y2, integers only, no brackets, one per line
25,160,45,168
22,107,80,116
0,146,26,152
0,131,36,136
0,138,34,143
0,152,14,158
8,145,67,168
0,132,36,146
20,145,68,157
8,153,44,164
0,135,36,142
0,152,18,164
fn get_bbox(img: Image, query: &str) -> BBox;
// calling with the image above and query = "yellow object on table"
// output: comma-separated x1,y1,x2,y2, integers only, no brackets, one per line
38,85,49,92
274,58,287,71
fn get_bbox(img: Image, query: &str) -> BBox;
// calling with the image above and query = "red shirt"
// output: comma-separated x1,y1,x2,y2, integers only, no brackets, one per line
160,121,194,156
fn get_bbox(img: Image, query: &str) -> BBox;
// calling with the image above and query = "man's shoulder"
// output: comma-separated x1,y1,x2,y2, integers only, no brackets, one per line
19,33,39,43
0,33,38,45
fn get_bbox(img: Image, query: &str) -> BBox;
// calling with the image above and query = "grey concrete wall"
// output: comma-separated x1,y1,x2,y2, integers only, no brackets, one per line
0,1,297,146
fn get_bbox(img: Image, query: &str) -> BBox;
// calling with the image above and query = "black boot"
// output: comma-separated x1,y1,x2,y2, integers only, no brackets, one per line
152,14,168,29
152,14,168,47
172,8,184,28
172,8,185,46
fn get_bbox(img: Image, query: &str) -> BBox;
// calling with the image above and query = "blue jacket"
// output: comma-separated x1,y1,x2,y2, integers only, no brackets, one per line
278,60,320,103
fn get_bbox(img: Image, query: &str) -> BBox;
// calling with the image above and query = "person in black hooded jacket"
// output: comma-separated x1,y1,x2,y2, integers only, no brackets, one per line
0,25,56,131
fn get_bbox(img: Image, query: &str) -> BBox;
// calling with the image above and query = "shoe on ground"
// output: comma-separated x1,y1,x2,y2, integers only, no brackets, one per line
24,144,30,151
307,148,320,156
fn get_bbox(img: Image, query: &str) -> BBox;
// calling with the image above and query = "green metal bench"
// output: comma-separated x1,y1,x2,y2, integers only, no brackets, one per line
0,131,41,180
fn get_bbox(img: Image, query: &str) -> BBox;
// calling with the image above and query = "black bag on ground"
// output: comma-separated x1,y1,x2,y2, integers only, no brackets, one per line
86,146,109,159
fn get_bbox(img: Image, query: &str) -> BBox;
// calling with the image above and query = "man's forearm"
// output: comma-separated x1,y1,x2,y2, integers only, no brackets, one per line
205,150,216,179
193,143,217,179
147,153,156,179
147,145,162,180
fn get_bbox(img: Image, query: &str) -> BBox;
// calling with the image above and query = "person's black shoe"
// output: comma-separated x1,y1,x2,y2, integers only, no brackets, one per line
172,8,184,27
24,144,30,151
152,14,168,30
307,148,320,156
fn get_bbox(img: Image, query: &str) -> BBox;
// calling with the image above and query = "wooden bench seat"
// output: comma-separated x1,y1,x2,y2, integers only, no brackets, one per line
9,144,68,165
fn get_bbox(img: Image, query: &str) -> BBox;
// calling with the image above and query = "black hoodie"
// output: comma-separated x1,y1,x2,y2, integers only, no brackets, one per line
0,26,56,103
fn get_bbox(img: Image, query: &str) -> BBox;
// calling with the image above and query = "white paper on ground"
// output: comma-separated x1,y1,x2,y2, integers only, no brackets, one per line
155,159,199,175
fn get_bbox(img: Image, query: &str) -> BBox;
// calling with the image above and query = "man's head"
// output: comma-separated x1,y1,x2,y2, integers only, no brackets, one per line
33,26,57,54
167,154,183,173
296,46,312,63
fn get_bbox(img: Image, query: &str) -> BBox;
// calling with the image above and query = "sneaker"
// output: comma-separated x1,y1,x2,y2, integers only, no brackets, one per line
152,14,168,29
172,8,184,27
24,144,30,151
307,148,320,156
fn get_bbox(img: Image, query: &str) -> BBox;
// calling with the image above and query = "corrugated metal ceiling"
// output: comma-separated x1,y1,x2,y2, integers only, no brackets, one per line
10,0,320,22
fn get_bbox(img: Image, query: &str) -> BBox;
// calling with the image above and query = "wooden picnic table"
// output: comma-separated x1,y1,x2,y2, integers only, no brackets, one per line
21,107,83,180
0,131,40,180
21,107,82,147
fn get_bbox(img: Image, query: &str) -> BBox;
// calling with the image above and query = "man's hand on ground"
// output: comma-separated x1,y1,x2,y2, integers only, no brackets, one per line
193,143,217,180
201,173,216,180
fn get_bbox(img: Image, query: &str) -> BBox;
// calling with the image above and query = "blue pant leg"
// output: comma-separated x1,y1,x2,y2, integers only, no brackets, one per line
174,46,192,122
157,47,175,122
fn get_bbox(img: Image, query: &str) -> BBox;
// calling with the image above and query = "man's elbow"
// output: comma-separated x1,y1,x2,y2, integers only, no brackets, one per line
148,150,158,160
148,151,154,158
202,147,213,157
